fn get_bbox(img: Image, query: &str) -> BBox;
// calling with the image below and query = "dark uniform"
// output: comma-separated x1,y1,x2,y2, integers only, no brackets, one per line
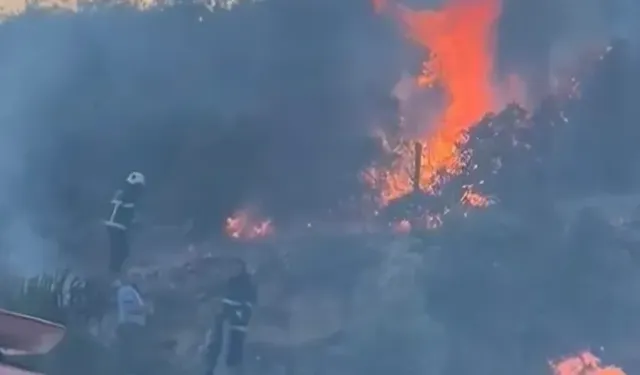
105,173,144,274
205,269,257,375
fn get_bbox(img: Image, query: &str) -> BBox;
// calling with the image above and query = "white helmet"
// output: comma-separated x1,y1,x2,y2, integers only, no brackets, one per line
126,171,146,185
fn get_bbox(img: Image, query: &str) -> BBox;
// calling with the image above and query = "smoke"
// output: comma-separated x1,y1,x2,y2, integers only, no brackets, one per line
345,236,448,375
561,0,640,45
0,0,635,274
0,0,402,270
611,0,640,48
498,0,640,101
0,20,81,276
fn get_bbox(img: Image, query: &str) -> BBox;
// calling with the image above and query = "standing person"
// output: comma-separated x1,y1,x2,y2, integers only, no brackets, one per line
105,171,145,275
205,259,257,375
115,276,152,375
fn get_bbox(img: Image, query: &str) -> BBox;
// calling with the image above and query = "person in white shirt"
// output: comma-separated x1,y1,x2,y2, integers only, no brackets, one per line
117,280,147,326
115,277,151,375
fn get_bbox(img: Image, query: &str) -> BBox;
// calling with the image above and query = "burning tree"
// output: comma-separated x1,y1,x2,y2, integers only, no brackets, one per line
397,35,640,375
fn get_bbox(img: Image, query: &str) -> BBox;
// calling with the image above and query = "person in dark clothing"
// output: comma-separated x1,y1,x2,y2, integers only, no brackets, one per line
105,171,145,275
205,259,257,375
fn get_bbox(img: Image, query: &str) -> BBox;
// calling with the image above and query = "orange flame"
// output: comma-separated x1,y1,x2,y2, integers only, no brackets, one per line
550,351,626,375
370,0,502,204
225,210,273,240
460,184,493,207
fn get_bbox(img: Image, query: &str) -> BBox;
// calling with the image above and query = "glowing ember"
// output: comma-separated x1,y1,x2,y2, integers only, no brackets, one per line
551,44,614,102
550,351,626,375
460,184,493,207
370,0,503,204
425,213,443,229
225,210,273,240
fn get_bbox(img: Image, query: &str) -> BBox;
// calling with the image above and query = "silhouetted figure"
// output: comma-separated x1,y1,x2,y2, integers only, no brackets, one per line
205,259,257,375
104,172,145,275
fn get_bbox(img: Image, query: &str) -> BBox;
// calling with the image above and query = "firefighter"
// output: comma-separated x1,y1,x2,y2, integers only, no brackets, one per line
105,171,145,275
204,258,257,375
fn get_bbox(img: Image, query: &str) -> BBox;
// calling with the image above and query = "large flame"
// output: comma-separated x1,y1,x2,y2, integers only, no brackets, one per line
551,351,626,375
370,0,502,205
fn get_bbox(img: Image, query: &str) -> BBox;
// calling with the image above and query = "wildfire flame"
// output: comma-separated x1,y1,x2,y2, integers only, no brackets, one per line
225,209,273,240
550,351,626,375
460,184,493,207
370,0,504,205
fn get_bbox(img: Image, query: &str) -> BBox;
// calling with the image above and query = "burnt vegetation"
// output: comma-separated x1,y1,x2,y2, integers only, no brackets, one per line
421,39,640,217
406,39,640,374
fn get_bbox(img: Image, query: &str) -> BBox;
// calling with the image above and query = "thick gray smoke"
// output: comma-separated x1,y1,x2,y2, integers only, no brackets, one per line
1,2,640,375
0,0,401,272
0,0,635,272
0,21,84,275
498,0,640,102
